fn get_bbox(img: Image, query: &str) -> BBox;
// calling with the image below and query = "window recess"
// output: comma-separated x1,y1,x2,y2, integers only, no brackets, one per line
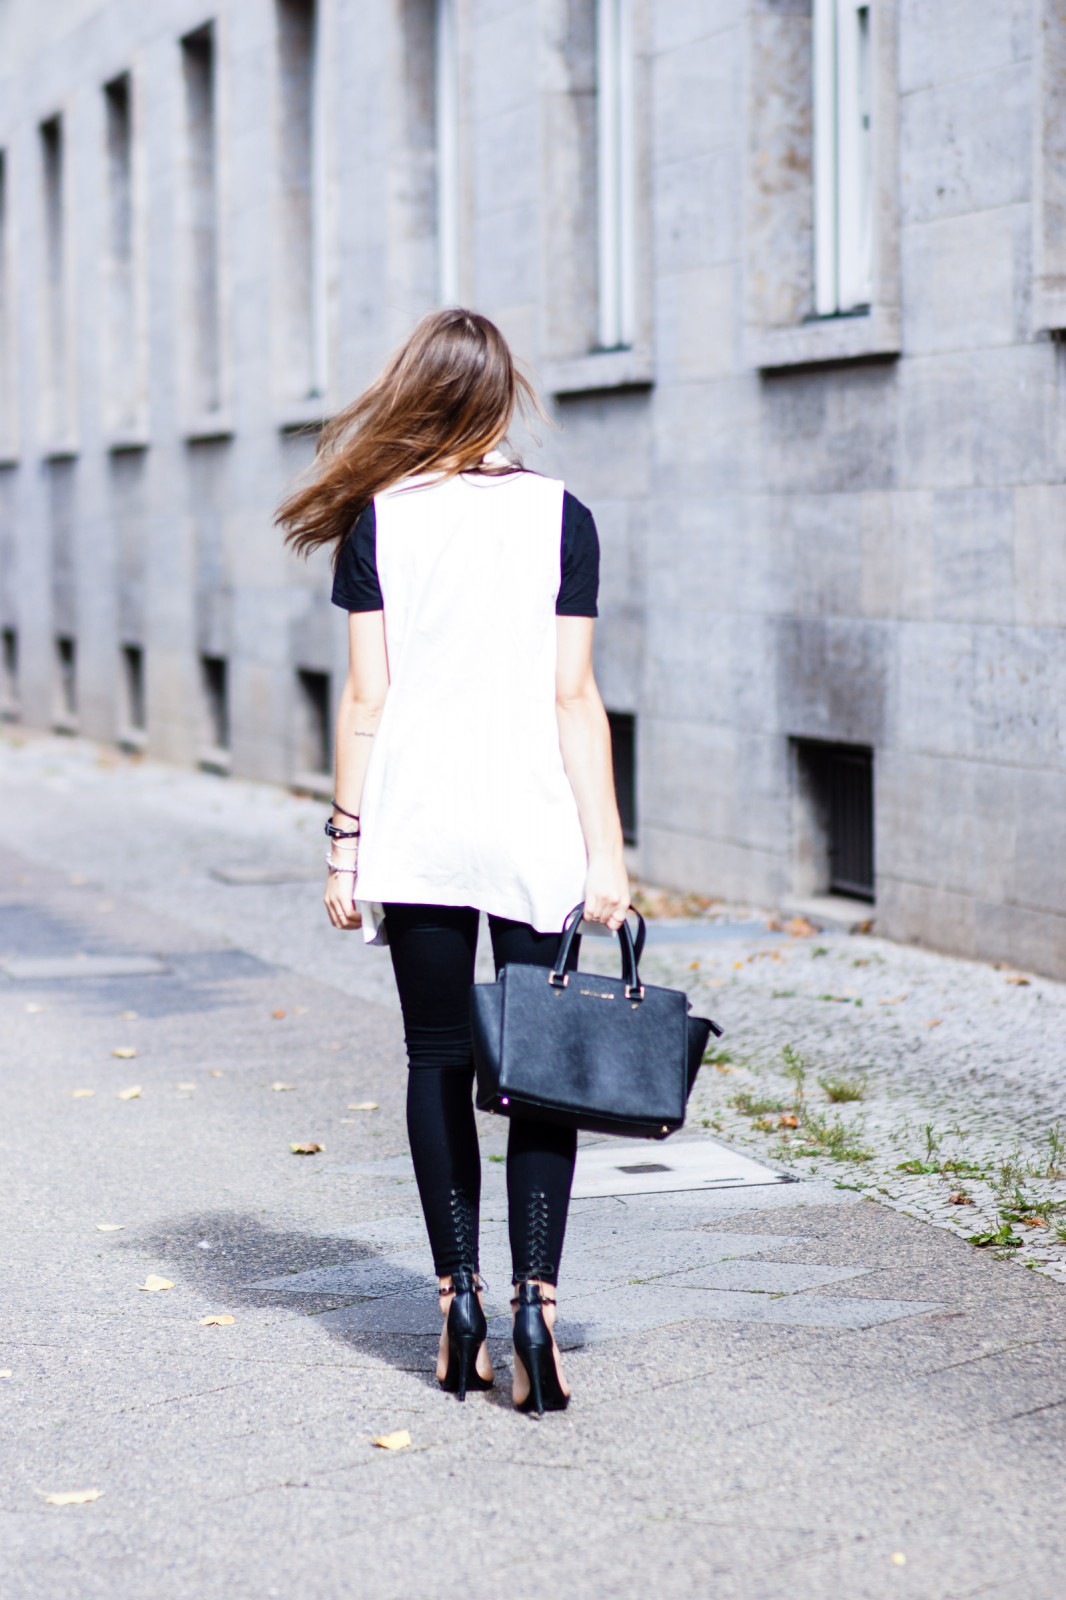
435,0,460,305
596,0,635,351
813,0,872,316
743,0,899,370
542,0,651,396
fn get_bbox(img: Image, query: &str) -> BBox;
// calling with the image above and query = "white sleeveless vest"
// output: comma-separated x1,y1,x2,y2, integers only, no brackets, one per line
353,455,589,943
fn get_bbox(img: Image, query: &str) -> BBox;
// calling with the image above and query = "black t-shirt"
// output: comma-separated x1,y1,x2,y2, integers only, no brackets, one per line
330,487,599,617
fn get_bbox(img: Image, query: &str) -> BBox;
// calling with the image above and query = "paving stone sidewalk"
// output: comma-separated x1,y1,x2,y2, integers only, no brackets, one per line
1,730,1064,1599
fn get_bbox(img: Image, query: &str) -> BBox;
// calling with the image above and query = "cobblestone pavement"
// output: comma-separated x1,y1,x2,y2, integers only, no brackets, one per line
1,729,1064,1599
639,919,1066,1284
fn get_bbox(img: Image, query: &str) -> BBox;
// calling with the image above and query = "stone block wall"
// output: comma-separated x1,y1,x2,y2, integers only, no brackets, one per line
1,0,1065,975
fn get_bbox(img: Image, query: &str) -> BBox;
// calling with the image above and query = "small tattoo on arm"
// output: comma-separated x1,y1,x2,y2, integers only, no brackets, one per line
351,729,375,738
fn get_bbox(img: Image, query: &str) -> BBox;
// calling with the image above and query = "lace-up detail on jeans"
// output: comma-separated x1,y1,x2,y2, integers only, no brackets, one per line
447,1186,479,1274
514,1189,554,1284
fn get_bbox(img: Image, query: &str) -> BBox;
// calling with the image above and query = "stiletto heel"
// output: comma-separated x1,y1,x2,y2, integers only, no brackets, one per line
511,1280,569,1416
438,1268,493,1401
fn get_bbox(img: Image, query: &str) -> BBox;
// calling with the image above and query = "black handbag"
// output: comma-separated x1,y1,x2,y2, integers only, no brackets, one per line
470,902,722,1140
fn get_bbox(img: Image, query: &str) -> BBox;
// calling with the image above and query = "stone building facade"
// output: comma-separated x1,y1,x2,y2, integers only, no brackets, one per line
1,0,1065,975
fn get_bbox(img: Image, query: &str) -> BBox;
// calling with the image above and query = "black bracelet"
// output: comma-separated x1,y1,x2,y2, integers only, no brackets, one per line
331,798,360,823
324,820,360,841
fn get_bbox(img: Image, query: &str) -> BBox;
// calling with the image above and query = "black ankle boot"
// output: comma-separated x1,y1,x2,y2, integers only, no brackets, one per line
438,1268,493,1401
511,1280,569,1416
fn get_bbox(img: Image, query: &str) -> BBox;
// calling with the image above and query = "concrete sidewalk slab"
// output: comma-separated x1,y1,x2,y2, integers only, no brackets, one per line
0,734,1064,1600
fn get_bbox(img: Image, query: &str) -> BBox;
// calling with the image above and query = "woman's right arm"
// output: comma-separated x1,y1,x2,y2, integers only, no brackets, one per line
555,616,630,931
324,609,389,931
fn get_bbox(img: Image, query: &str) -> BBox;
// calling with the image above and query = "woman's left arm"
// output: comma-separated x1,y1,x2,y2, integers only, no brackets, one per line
324,610,390,931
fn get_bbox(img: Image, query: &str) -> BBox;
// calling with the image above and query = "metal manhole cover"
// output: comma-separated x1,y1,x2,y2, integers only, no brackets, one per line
573,1137,790,1199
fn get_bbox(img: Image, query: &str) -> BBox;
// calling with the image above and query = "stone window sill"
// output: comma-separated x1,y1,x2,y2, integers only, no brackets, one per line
1033,279,1066,334
278,396,329,434
184,411,234,444
542,347,654,398
107,432,150,455
198,747,231,776
291,768,332,802
746,307,900,372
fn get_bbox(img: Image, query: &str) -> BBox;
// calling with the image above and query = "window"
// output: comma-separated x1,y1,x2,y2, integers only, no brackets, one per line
793,740,875,902
0,151,13,455
103,74,140,436
1033,0,1066,332
120,643,146,745
607,710,637,845
813,0,872,316
200,653,229,767
595,0,635,350
54,634,77,728
435,0,459,304
1,627,17,719
40,115,71,442
181,25,222,419
295,668,330,778
277,0,325,401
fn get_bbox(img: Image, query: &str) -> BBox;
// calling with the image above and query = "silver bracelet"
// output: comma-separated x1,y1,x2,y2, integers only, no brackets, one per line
325,855,359,875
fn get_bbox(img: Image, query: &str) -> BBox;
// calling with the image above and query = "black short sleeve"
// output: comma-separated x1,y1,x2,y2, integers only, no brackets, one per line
557,491,599,617
331,502,383,612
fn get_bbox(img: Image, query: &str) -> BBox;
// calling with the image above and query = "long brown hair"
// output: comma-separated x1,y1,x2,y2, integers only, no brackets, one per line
277,308,545,563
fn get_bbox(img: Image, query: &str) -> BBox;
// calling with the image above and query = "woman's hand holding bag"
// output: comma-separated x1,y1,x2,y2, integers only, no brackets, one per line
470,903,722,1140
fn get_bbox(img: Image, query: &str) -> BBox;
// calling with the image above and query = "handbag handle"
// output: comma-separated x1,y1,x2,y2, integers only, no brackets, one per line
550,902,647,998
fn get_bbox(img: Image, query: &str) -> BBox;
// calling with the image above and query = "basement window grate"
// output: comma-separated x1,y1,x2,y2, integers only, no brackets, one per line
794,740,875,902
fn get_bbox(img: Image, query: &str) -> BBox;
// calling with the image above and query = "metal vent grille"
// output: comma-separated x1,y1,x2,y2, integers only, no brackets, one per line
607,711,637,845
794,740,875,902
820,744,874,900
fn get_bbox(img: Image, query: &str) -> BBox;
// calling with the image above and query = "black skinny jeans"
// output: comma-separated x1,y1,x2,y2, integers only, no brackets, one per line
384,903,581,1286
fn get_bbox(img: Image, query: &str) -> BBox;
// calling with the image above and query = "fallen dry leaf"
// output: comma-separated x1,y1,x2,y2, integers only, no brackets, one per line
878,995,908,1005
925,1019,943,1029
176,1082,196,1092
947,1193,974,1206
118,1010,138,1021
787,916,817,937
1021,1215,1047,1228
111,1046,137,1060
347,1101,379,1112
272,1009,286,1019
271,1082,296,1092
688,960,700,971
292,1006,309,1016
199,1314,235,1327
0,1369,11,1378
372,1430,411,1451
138,1275,174,1292
70,1089,95,1099
1005,975,1031,986
95,1224,124,1232
778,1113,800,1128
25,1002,45,1014
891,1553,906,1567
43,1489,102,1506
209,1069,223,1077
732,960,744,970
116,1085,142,1100
290,1142,323,1155
714,1063,735,1074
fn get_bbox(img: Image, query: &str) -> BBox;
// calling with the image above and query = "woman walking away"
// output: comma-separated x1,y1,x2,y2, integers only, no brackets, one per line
277,309,629,1414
